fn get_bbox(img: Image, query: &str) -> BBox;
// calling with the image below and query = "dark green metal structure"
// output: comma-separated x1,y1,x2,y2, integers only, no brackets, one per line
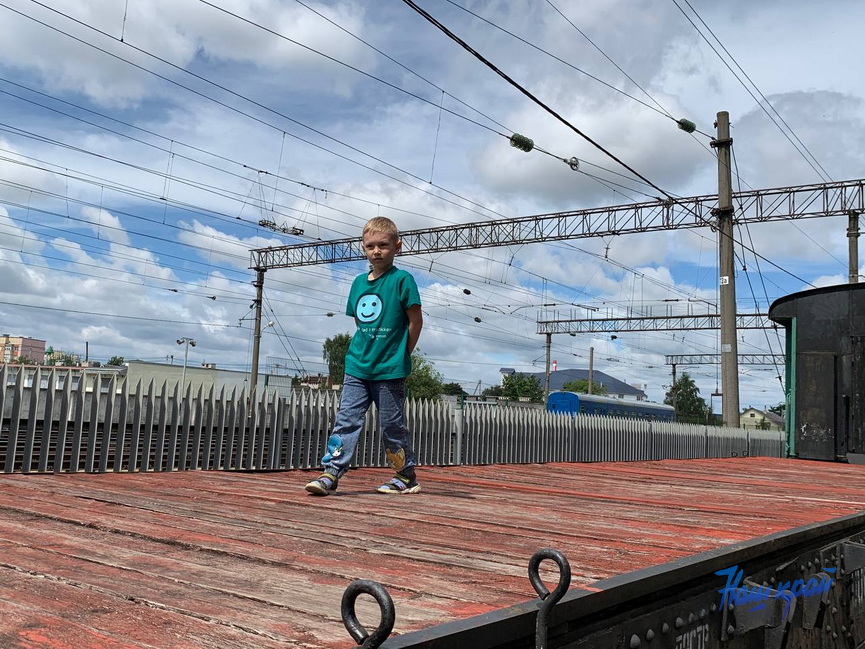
768,283,865,462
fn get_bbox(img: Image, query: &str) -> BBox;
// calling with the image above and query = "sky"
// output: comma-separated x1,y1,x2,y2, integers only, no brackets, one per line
1,0,863,411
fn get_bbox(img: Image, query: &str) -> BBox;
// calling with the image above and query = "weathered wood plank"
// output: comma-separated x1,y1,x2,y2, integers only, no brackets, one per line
0,564,313,648
0,457,863,648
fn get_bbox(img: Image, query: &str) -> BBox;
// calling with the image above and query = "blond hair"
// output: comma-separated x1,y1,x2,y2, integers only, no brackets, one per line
363,216,399,241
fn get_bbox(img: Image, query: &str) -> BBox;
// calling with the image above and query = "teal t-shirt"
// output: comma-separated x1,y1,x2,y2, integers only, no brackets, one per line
344,266,421,380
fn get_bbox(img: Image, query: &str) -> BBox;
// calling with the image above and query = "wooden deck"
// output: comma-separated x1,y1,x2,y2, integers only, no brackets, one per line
0,457,863,648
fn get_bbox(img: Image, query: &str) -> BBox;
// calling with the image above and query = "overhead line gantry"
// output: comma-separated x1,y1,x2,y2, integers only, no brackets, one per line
251,178,863,269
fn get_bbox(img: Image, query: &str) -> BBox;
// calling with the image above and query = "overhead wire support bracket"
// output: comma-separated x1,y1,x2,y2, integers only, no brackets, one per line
258,219,304,236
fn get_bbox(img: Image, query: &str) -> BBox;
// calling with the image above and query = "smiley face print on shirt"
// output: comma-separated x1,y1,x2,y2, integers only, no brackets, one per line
356,294,383,323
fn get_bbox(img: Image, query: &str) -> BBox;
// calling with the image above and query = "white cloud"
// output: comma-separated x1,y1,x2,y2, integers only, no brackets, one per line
0,0,376,106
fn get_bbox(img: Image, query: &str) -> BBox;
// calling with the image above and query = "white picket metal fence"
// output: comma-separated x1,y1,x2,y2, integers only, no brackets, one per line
0,366,785,474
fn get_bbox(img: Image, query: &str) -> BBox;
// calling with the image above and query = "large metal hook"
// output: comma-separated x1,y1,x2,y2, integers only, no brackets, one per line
341,579,395,648
529,548,571,649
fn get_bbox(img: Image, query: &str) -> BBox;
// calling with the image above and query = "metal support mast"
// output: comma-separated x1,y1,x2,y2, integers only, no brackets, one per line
849,210,860,284
714,111,740,427
543,333,551,404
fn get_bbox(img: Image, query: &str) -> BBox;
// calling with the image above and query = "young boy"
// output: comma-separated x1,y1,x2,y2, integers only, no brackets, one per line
305,217,423,495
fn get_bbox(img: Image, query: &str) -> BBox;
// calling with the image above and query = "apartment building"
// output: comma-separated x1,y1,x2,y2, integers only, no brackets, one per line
1,334,46,364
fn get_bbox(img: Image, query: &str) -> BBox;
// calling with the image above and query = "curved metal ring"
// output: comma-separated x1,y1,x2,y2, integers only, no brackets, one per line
529,549,571,649
529,548,571,602
341,579,396,648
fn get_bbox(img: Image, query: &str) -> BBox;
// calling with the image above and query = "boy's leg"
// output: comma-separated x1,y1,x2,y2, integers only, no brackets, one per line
305,375,370,495
372,379,420,494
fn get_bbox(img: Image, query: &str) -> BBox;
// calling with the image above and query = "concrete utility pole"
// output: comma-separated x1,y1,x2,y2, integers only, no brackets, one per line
713,111,740,427
588,346,594,395
849,210,860,284
671,363,677,414
249,269,265,401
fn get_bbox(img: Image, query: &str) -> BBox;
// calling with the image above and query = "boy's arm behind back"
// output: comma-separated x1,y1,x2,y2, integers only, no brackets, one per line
406,304,423,355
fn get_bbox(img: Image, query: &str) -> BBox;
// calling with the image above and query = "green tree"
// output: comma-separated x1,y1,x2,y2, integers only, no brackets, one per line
481,384,505,399
58,353,79,367
442,382,468,396
322,333,352,386
664,372,709,424
406,351,443,400
13,356,35,365
768,402,786,418
487,372,544,402
107,356,125,366
561,378,608,396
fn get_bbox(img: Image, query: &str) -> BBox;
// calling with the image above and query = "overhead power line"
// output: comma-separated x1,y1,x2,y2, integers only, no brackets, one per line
669,0,832,183
2,1,507,221
400,0,673,200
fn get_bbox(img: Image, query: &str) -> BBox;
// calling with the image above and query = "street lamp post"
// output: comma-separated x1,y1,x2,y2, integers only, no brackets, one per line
176,337,196,394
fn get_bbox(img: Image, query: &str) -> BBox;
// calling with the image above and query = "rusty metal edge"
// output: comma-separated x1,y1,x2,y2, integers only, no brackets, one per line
380,509,865,648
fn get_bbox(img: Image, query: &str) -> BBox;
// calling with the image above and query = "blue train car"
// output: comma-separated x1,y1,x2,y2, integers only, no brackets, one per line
547,391,676,422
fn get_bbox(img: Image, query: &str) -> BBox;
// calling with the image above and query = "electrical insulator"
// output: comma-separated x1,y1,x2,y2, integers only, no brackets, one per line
677,118,697,133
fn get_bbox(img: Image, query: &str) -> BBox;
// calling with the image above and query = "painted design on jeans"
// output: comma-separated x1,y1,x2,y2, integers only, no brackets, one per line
322,434,343,463
385,448,406,471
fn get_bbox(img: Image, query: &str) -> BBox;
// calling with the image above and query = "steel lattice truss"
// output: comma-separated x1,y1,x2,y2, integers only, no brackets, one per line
250,178,864,270
536,313,773,334
665,353,786,365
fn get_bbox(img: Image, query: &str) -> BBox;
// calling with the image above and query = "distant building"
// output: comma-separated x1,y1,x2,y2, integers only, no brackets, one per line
44,347,82,366
1,360,299,398
1,334,46,364
299,374,333,389
527,368,647,401
497,367,648,401
740,407,784,432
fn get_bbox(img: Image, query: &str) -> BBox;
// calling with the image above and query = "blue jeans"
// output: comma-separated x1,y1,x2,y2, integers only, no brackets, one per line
321,374,417,478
